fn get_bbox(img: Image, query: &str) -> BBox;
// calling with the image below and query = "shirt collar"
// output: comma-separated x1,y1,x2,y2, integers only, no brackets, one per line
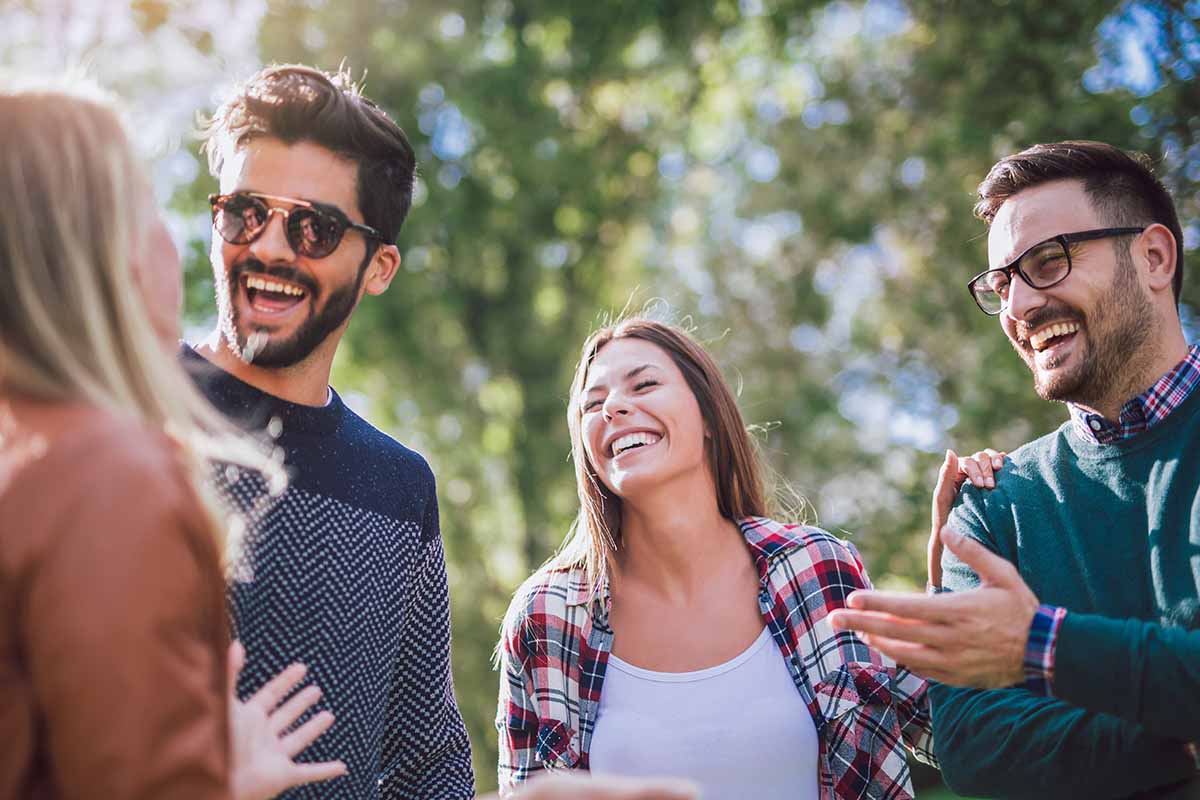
1069,343,1200,444
565,515,808,610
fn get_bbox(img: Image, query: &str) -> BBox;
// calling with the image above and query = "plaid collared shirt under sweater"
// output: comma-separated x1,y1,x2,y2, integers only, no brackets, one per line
1021,343,1200,695
496,516,936,799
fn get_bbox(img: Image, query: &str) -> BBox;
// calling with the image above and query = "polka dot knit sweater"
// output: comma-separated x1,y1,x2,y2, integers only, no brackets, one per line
183,346,474,799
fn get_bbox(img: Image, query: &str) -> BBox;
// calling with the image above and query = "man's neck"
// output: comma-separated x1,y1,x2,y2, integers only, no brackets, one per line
195,330,333,407
1080,326,1190,421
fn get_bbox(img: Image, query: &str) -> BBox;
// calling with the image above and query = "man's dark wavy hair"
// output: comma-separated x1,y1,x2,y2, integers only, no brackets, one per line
975,140,1184,304
201,64,415,245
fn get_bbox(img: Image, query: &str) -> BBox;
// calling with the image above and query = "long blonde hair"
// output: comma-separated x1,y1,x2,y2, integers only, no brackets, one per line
0,76,281,553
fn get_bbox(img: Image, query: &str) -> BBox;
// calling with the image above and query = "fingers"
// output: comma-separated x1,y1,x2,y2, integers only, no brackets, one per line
933,449,961,501
959,447,1007,489
928,450,960,587
519,773,698,800
289,759,348,787
281,709,336,758
940,527,1017,586
227,640,246,694
840,589,958,624
618,780,700,800
960,453,994,488
856,632,948,679
827,608,954,648
270,684,323,737
247,662,308,713
576,777,699,800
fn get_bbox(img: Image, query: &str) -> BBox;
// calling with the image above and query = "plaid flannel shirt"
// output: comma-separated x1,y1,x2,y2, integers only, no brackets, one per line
496,517,936,799
1069,343,1200,445
1021,344,1200,695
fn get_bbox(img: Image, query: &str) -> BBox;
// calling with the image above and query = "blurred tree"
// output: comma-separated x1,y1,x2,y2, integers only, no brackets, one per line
8,0,1195,793
236,0,1200,791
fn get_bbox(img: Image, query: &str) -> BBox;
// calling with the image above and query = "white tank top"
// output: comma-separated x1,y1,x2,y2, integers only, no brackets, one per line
588,627,820,799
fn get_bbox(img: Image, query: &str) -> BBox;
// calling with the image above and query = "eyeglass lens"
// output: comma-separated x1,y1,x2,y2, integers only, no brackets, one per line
972,239,1070,314
216,194,344,258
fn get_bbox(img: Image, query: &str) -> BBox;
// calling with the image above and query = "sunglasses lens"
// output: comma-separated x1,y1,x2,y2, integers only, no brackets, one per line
216,194,268,244
287,208,343,257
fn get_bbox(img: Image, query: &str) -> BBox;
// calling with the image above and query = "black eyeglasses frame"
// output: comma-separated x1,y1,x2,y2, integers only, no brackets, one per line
966,226,1147,315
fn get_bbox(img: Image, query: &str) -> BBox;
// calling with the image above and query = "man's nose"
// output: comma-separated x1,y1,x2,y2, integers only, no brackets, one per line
1003,272,1046,323
248,209,296,263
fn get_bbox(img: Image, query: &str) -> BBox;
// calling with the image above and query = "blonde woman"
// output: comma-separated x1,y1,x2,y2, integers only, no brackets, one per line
497,319,936,799
0,80,343,799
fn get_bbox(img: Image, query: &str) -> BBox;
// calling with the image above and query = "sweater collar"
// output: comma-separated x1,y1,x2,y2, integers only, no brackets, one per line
180,343,344,436
1068,343,1200,444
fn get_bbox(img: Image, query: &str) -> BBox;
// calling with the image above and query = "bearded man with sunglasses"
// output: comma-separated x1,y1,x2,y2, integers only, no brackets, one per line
183,65,474,799
830,141,1200,798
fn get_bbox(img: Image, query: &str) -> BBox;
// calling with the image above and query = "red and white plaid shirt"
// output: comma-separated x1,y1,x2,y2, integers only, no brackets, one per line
496,517,936,799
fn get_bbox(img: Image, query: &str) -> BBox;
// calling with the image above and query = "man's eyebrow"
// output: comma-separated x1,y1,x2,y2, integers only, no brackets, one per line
584,363,658,394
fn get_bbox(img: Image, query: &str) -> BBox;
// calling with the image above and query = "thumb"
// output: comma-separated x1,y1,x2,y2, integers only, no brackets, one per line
941,526,1015,586
932,450,961,517
227,640,246,694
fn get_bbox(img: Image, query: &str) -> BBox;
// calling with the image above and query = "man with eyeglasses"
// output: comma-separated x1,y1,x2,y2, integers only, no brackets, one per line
831,141,1200,798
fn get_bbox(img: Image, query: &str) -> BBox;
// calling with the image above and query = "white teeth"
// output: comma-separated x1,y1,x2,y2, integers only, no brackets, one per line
245,276,305,296
610,431,661,457
1029,321,1080,351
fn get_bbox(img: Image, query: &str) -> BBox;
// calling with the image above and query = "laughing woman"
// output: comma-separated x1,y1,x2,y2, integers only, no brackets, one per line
496,319,936,799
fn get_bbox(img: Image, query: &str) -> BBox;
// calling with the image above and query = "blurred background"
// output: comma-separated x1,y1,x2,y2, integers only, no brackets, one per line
5,0,1200,795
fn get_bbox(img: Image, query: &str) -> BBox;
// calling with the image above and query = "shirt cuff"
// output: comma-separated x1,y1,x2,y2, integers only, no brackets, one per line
1023,604,1067,695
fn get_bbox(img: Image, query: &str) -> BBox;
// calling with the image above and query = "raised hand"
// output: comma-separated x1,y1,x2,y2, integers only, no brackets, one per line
228,641,348,800
928,448,1006,589
831,527,1039,688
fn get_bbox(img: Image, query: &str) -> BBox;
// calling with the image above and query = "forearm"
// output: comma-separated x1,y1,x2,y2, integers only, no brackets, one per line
1049,612,1200,740
930,682,1194,799
383,536,474,798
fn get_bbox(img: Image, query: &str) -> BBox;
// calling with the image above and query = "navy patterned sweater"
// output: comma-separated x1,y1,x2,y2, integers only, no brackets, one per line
183,346,474,799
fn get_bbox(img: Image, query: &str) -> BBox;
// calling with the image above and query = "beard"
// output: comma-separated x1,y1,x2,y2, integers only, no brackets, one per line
215,257,364,368
1014,247,1156,407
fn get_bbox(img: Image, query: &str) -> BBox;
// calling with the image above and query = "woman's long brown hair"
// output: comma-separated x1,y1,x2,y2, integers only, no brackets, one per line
549,318,770,589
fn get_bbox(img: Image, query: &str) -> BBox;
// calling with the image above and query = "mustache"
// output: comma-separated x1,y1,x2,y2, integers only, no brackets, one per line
1013,305,1083,345
230,258,319,296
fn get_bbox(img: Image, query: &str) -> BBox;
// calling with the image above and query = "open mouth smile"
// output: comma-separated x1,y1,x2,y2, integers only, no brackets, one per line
240,273,310,317
610,431,662,458
1027,320,1080,356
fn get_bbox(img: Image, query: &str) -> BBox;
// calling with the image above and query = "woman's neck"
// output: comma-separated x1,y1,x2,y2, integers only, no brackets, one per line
613,482,748,602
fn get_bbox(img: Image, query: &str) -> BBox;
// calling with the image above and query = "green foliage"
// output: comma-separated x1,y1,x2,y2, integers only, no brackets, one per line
247,0,1200,790
8,0,1197,793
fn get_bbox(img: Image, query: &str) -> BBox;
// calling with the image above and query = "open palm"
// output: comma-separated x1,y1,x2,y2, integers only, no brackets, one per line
228,641,348,800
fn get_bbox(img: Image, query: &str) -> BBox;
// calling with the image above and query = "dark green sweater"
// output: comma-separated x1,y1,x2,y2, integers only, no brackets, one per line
932,385,1200,799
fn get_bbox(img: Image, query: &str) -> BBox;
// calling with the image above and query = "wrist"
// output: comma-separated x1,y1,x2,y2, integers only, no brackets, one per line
1022,604,1066,694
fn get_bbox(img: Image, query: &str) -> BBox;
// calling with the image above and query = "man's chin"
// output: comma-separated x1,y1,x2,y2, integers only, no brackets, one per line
1033,364,1092,404
232,326,313,368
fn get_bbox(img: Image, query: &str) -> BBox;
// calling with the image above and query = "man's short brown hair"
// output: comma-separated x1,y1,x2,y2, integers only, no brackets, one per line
201,64,416,245
975,140,1184,303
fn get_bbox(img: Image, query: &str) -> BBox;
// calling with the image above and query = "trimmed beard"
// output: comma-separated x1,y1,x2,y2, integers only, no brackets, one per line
1026,244,1156,406
215,247,373,368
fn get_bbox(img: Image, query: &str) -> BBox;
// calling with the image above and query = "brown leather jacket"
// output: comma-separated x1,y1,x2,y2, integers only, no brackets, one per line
0,395,231,799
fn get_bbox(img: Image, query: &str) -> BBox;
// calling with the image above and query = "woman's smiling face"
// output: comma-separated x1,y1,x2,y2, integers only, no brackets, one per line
580,337,709,499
